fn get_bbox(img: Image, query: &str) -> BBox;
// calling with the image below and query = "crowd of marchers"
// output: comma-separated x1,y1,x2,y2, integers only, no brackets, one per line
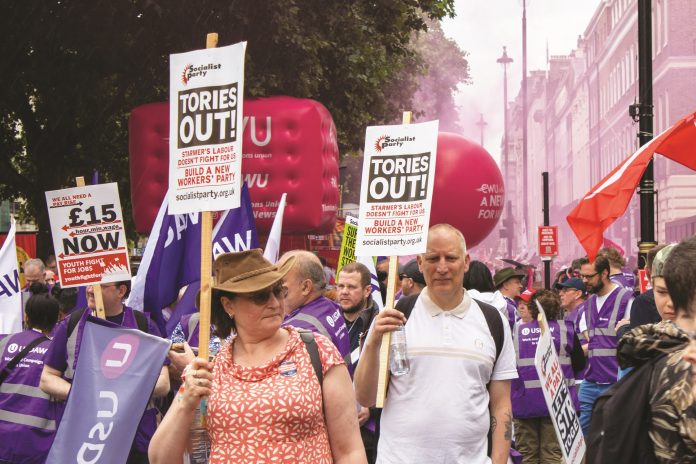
2,227,696,463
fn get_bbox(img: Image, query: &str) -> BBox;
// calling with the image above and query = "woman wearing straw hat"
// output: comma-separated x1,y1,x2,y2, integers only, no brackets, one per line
149,249,366,463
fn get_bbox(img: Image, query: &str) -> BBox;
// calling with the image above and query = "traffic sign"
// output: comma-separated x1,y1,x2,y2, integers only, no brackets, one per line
538,225,559,258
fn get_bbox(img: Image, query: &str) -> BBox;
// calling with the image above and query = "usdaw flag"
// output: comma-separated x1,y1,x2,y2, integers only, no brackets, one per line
0,218,22,334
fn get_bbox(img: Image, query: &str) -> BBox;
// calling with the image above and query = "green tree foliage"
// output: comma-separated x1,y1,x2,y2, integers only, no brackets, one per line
410,19,471,132
0,0,457,256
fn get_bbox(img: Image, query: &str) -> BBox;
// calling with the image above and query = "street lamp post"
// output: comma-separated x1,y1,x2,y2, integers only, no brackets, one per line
497,46,513,258
636,0,656,267
522,0,529,244
476,113,488,147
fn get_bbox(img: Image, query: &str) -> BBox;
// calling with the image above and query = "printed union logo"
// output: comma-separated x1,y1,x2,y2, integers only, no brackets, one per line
475,183,504,194
279,360,297,377
521,327,530,336
100,334,140,380
326,315,335,328
7,343,18,354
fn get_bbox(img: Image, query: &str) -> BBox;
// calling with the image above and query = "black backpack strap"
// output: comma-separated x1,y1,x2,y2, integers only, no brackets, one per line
0,334,49,385
394,294,419,319
299,330,323,388
132,310,149,333
67,308,86,338
473,298,504,363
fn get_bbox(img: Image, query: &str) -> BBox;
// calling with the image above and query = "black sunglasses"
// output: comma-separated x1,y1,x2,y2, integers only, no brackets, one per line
243,283,288,306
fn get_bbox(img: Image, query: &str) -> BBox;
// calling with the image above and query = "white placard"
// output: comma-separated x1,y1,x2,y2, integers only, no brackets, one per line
534,303,585,464
355,120,439,256
169,41,247,214
45,183,131,288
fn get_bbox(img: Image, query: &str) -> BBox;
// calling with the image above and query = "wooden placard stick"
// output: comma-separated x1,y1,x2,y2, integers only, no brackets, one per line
197,31,219,363
75,176,105,319
375,110,412,408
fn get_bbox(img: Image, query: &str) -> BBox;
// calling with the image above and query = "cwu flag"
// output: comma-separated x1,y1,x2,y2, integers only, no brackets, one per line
128,183,258,335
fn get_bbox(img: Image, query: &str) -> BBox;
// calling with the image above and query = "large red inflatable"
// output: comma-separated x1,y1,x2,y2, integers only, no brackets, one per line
431,133,504,248
129,97,339,234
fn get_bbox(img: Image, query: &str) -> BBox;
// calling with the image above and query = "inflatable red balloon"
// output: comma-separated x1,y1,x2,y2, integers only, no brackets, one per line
430,133,504,248
129,97,339,235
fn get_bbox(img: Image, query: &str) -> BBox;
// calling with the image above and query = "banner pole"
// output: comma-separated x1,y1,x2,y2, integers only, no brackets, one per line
375,111,412,408
197,31,218,363
75,176,105,319
196,32,218,427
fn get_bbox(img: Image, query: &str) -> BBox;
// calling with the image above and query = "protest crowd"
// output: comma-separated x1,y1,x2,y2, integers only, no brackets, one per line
2,219,696,463
2,26,696,464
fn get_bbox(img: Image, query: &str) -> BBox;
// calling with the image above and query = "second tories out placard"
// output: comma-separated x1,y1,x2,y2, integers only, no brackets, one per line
355,120,439,256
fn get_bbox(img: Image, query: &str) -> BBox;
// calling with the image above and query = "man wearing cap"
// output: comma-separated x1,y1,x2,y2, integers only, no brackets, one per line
355,224,518,464
576,255,633,437
493,267,525,329
399,259,425,297
557,278,587,337
625,244,666,331
279,250,350,366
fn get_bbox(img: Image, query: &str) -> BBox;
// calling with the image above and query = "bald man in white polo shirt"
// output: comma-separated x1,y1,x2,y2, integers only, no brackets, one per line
354,224,518,464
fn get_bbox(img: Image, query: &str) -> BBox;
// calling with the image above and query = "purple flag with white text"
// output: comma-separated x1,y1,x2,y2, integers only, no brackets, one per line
46,318,170,464
129,183,258,335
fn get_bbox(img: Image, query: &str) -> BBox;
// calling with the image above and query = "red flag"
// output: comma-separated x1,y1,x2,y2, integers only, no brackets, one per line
602,237,625,256
567,111,696,261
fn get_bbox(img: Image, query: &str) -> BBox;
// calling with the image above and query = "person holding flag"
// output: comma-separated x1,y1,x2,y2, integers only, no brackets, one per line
512,290,585,462
149,249,366,463
40,281,170,463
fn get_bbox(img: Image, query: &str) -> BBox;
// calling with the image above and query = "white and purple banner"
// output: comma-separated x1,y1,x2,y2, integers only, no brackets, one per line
46,318,170,464
0,218,22,335
128,183,258,335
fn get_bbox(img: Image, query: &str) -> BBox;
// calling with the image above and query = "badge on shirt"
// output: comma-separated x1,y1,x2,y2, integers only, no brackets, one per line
279,360,298,377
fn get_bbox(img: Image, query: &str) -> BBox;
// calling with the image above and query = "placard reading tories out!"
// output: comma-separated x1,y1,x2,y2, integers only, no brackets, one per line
355,120,439,256
45,183,131,288
169,41,247,214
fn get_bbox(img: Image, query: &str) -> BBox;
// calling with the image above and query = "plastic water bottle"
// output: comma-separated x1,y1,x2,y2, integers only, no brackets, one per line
389,325,410,376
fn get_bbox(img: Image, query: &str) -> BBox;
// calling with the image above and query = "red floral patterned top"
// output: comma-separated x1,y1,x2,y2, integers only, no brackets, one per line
207,326,344,463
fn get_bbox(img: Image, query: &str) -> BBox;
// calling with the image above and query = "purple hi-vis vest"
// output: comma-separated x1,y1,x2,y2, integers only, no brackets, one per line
610,272,636,292
284,296,350,365
564,301,587,381
0,330,58,463
585,287,632,384
65,307,160,453
512,320,579,419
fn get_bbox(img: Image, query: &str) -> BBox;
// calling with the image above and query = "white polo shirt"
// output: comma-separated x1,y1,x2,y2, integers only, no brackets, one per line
377,288,518,464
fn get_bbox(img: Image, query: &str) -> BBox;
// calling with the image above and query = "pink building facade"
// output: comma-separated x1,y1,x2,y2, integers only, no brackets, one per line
503,0,696,265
